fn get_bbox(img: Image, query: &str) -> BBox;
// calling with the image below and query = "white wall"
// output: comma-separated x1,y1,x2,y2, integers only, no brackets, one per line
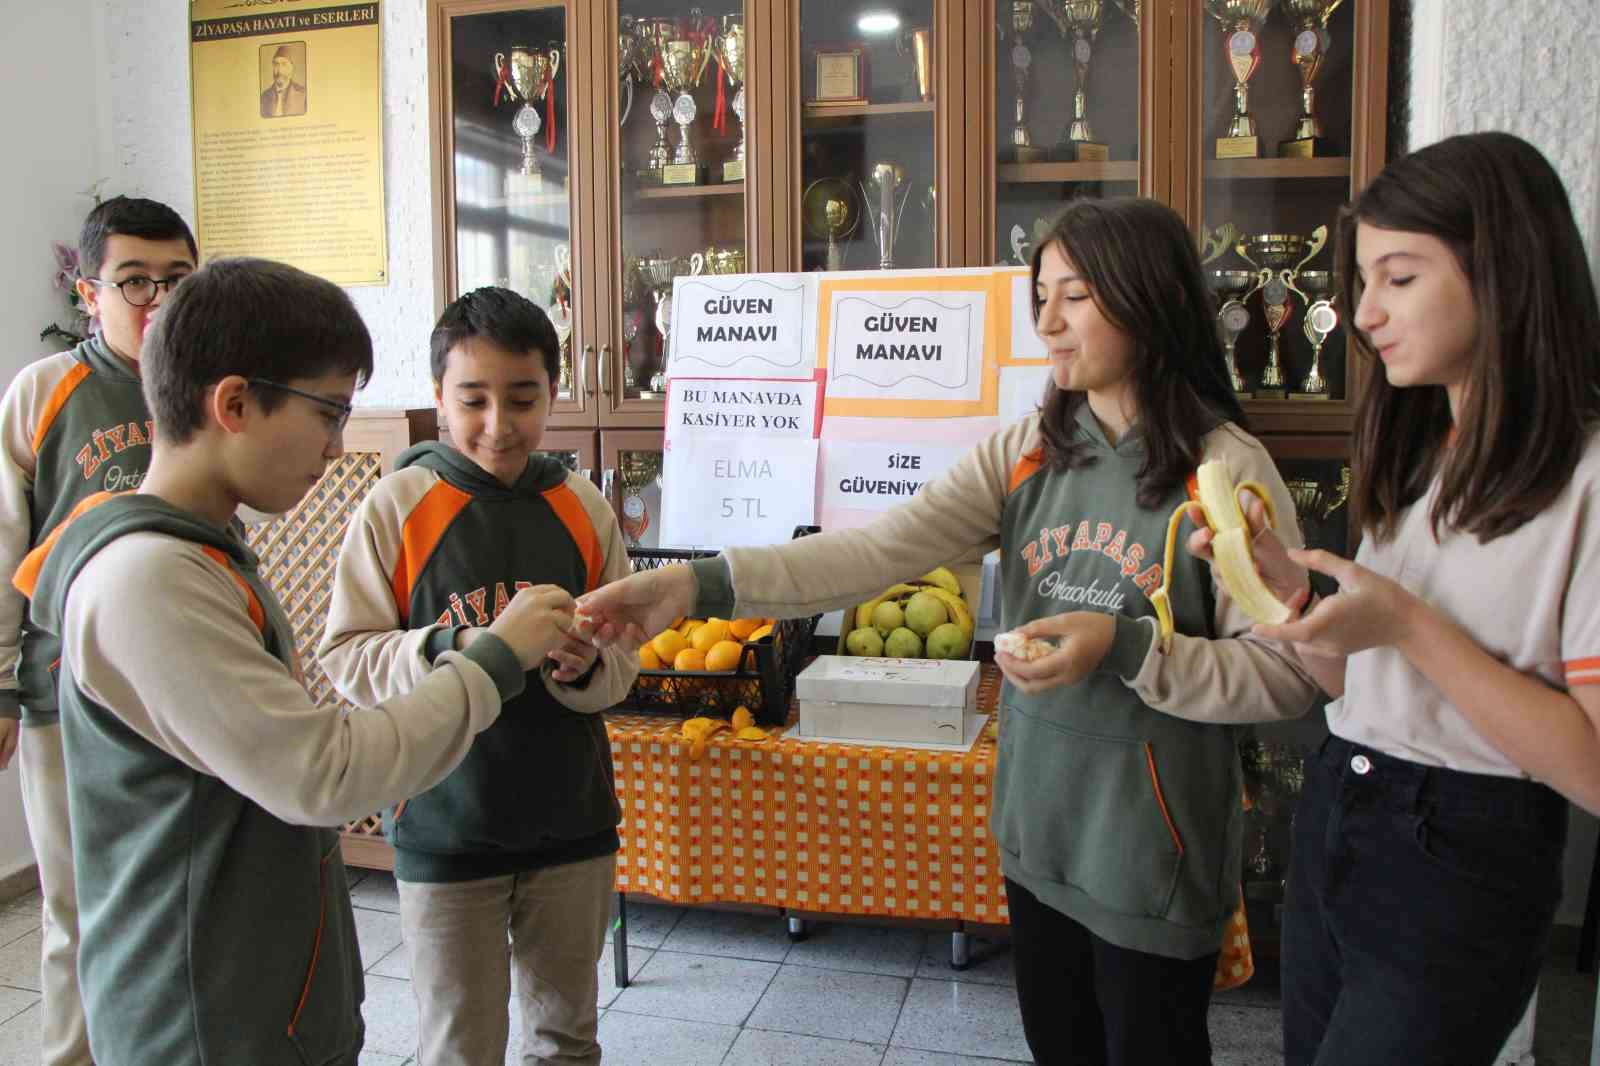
97,0,438,408
1410,0,1600,929
0,0,113,881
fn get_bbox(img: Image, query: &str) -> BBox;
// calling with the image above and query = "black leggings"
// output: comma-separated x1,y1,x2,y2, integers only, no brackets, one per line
1006,877,1219,1066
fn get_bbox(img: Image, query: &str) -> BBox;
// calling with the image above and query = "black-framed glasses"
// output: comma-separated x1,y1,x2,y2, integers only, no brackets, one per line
247,378,353,433
87,274,190,308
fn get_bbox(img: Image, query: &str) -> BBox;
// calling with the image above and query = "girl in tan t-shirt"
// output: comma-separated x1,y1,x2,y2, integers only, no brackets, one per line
1202,131,1600,1065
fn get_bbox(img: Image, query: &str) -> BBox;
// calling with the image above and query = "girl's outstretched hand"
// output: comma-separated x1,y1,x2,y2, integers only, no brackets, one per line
1252,549,1419,656
994,611,1116,695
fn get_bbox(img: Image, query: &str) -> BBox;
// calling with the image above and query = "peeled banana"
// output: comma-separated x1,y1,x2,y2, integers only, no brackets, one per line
1150,460,1292,651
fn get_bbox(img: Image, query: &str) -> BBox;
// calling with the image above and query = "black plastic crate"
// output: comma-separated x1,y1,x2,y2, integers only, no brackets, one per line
620,529,821,728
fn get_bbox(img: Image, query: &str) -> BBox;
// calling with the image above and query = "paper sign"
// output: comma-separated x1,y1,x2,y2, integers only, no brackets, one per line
1000,364,1053,420
669,274,815,378
667,377,819,439
660,435,819,549
825,291,987,403
819,439,969,515
1008,273,1047,360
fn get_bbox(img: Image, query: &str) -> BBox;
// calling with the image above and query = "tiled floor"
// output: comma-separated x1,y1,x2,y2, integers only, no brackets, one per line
0,871,1591,1065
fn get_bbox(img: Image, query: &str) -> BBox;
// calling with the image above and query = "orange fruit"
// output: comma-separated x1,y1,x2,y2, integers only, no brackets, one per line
690,619,731,653
704,640,743,672
677,618,702,637
728,618,762,640
651,629,688,664
638,645,663,671
746,623,774,643
673,648,707,672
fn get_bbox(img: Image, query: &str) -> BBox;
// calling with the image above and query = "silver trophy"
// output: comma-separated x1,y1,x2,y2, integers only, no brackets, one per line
1295,269,1337,398
638,256,685,394
1005,1,1045,163
858,162,912,270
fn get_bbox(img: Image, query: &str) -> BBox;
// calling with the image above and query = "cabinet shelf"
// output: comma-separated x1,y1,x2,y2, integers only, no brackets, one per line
1203,157,1352,181
631,182,746,202
997,161,1140,184
803,100,936,120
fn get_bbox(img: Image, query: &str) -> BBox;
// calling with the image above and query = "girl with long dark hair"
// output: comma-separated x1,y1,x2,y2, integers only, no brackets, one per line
581,196,1321,1065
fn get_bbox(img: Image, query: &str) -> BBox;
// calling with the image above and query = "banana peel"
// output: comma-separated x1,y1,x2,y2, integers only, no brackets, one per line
681,715,729,759
1152,460,1291,652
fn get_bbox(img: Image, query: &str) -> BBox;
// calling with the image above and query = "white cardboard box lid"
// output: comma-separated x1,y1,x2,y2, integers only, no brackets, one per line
795,655,980,707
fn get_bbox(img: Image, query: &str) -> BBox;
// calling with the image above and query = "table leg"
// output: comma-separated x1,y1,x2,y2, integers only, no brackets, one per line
787,916,808,942
613,892,629,989
951,930,971,970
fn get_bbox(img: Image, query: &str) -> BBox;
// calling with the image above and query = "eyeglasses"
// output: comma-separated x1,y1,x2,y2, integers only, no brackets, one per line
247,378,353,433
87,274,190,308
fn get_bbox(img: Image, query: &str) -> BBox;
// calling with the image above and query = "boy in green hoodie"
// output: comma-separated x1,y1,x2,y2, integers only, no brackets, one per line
14,258,578,1066
0,195,195,1066
319,286,638,1066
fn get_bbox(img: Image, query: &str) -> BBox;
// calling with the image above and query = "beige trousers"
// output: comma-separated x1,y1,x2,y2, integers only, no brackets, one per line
18,723,92,1066
398,852,615,1066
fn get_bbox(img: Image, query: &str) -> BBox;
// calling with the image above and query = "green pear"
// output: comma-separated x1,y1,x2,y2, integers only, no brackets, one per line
845,626,884,657
884,627,923,658
925,622,970,660
903,591,949,637
870,599,904,637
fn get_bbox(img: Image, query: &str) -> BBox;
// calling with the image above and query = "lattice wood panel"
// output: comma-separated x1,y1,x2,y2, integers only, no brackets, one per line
245,449,386,841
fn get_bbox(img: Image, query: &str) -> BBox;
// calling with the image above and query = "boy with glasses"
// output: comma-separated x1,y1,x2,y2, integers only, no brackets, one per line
0,195,195,1066
13,258,576,1065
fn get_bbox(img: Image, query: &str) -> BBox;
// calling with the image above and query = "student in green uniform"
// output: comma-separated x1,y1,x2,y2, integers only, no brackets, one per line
0,195,195,1066
15,258,577,1066
320,286,639,1066
578,197,1323,1066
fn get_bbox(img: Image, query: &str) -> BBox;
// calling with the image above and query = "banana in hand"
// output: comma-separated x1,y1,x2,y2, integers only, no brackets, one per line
1149,460,1292,651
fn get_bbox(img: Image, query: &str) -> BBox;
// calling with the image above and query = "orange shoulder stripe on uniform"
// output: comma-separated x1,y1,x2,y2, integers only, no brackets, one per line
389,480,473,623
10,491,117,600
1185,472,1201,502
1007,446,1045,495
542,481,604,593
200,546,266,635
30,362,91,454
1565,658,1600,686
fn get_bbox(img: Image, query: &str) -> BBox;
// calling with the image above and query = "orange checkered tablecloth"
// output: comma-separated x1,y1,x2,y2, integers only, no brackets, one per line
605,666,1009,924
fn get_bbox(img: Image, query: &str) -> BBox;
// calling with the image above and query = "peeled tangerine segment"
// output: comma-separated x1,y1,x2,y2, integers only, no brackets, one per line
994,630,1058,661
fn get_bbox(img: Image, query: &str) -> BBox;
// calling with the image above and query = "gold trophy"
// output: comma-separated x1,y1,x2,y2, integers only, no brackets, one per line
639,255,687,394
620,258,646,394
1285,465,1349,550
859,162,912,271
641,18,678,177
1293,269,1337,399
493,45,561,184
618,15,648,128
1041,2,1110,161
716,16,747,182
1006,1,1045,163
802,176,859,271
660,34,714,185
693,245,747,275
1205,0,1278,158
1236,226,1327,399
1201,222,1252,397
898,27,933,102
1279,0,1344,157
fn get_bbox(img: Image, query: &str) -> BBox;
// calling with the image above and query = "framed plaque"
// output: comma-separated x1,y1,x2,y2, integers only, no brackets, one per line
812,46,867,105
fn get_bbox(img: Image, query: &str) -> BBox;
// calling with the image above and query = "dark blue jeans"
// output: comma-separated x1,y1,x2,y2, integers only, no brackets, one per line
1283,734,1567,1066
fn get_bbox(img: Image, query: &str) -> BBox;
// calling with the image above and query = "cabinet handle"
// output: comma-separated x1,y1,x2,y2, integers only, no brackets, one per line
581,345,595,397
600,345,614,397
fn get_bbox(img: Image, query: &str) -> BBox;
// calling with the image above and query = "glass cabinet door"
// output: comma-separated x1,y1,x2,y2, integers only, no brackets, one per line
1193,0,1369,418
798,0,937,273
993,0,1144,265
612,1,749,411
442,3,583,414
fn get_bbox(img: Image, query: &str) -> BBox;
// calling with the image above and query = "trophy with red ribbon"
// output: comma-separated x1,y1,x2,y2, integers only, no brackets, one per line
493,45,562,184
1205,0,1277,158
